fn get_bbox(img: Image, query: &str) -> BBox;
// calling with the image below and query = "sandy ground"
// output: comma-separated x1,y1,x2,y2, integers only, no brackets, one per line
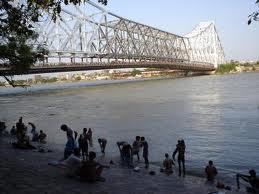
0,136,246,194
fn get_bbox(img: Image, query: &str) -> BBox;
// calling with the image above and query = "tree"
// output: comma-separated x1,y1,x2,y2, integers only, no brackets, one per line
0,0,108,86
248,0,259,25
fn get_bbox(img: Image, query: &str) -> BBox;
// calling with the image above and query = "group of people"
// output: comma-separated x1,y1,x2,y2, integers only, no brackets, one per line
7,117,47,149
59,124,109,182
60,124,107,160
159,139,186,177
1,119,258,192
117,136,149,168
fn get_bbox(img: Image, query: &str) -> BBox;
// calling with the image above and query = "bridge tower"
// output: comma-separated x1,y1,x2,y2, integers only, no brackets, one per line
184,22,225,68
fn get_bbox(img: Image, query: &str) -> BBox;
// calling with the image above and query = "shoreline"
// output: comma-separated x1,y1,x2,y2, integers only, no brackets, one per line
0,136,246,194
0,76,191,96
1,69,259,89
1,62,259,87
0,69,189,87
1,71,259,96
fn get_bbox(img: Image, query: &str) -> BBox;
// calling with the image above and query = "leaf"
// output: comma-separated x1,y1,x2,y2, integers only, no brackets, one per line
248,19,252,25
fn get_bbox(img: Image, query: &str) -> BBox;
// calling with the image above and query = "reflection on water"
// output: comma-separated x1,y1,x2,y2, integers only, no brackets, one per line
1,73,259,183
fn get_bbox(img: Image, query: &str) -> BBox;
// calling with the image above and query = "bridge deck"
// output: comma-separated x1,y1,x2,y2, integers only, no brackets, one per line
0,61,215,76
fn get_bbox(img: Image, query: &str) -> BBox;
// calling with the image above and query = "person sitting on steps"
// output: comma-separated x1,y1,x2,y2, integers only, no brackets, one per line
237,169,259,193
79,151,109,182
38,130,47,143
161,153,174,174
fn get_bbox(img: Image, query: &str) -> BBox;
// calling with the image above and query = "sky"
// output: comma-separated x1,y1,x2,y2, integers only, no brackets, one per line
102,0,259,62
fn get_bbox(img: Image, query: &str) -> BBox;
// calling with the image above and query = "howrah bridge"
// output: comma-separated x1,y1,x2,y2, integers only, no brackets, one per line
0,0,225,76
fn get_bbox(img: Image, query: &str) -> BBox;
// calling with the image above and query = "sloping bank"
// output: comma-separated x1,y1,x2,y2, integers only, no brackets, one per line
0,137,246,194
215,63,259,74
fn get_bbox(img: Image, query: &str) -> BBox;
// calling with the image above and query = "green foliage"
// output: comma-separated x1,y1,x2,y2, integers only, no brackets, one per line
75,76,81,81
131,69,141,76
0,1,39,73
243,63,255,67
48,77,58,83
13,80,27,85
215,63,237,74
40,77,58,83
0,82,6,86
0,38,36,73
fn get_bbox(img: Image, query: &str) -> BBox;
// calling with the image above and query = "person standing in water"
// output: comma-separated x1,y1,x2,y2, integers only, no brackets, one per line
141,137,149,169
87,128,93,147
81,128,89,160
28,122,38,142
98,138,107,154
117,141,133,167
132,136,141,161
173,139,186,177
60,124,75,160
205,160,218,182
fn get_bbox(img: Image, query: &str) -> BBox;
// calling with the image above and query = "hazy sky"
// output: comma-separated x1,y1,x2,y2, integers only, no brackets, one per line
103,0,259,61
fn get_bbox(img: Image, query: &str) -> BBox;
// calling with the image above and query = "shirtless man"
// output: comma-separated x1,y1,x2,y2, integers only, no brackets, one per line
38,130,47,143
141,137,149,168
79,151,109,182
205,160,218,181
117,141,133,166
173,139,186,177
132,136,141,161
237,170,259,193
161,153,174,174
60,124,73,139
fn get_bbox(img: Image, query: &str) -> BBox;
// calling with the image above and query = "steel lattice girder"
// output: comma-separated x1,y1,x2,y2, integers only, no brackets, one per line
184,22,225,67
35,1,225,67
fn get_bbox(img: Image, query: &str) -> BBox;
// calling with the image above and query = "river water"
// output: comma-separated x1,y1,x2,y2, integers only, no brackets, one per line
1,73,259,183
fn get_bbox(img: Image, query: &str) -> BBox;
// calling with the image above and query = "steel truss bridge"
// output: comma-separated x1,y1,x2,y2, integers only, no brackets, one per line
1,0,225,76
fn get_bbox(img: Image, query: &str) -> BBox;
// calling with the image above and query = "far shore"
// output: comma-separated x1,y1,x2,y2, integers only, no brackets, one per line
0,69,196,88
1,63,259,88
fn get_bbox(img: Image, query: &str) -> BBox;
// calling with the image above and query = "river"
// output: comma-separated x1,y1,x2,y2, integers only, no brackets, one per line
0,73,259,184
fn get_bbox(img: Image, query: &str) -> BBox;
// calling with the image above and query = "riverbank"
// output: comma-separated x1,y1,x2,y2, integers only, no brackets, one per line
215,62,259,75
0,136,246,194
0,69,189,87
